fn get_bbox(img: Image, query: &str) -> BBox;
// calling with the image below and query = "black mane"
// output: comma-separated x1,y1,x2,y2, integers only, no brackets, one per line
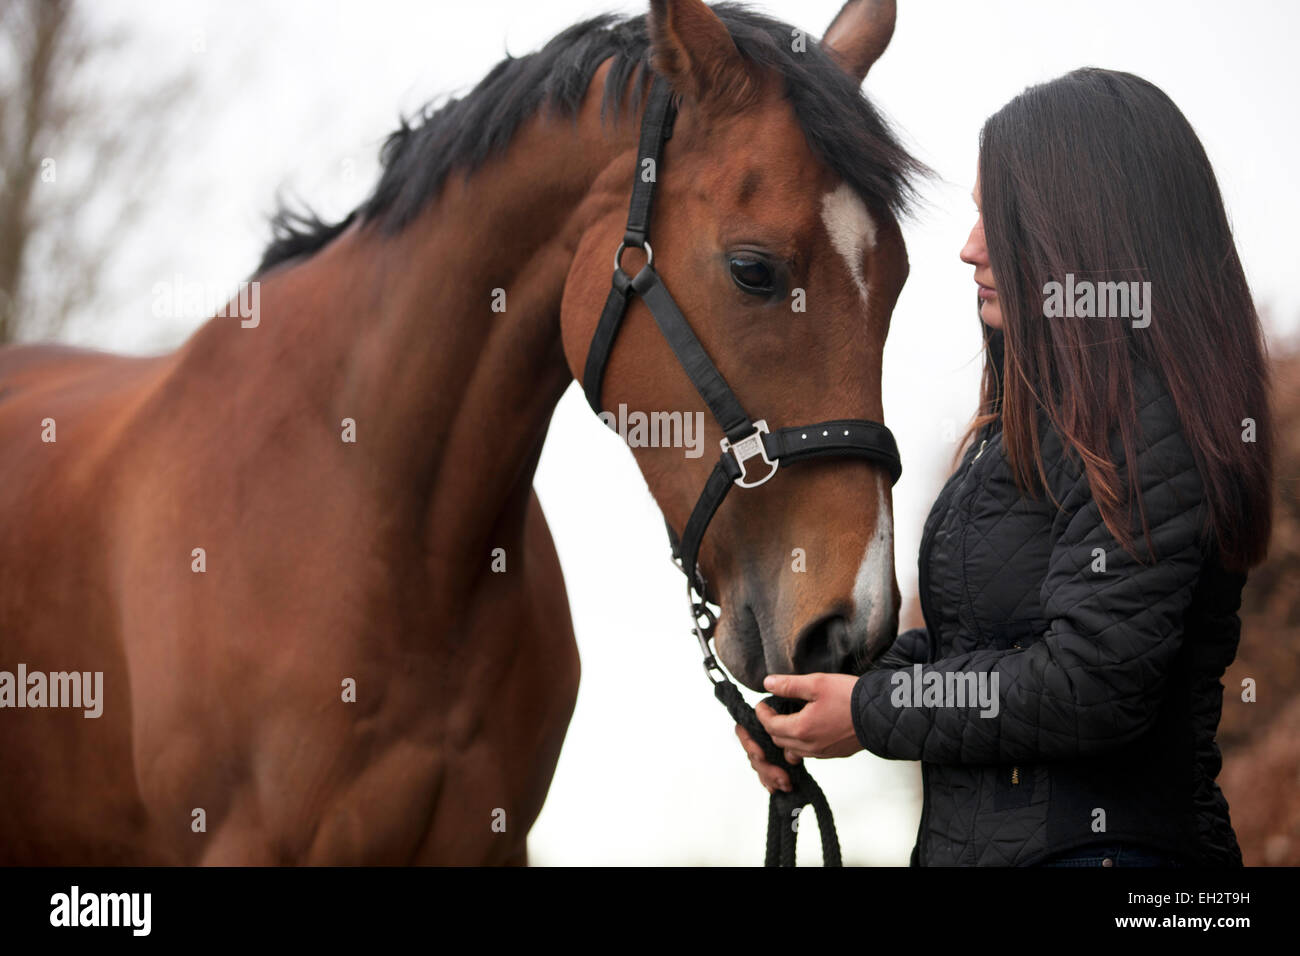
256,4,924,275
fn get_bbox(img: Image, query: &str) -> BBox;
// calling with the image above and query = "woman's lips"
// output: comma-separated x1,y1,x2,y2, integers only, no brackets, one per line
977,282,997,301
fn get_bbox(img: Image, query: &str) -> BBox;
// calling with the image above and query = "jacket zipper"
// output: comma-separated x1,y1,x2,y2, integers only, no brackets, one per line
912,425,993,864
1011,637,1021,785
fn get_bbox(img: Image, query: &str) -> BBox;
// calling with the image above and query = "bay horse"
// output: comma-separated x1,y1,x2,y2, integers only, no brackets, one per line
0,0,920,864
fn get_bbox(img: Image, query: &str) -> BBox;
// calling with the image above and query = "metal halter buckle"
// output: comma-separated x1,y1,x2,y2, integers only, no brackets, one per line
720,419,778,488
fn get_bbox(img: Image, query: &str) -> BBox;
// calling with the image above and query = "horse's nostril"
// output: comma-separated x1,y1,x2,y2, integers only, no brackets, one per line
792,614,855,675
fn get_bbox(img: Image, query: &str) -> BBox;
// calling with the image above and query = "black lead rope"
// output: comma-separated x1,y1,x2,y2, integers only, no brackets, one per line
714,687,842,868
691,587,842,863
583,74,902,867
686,584,841,867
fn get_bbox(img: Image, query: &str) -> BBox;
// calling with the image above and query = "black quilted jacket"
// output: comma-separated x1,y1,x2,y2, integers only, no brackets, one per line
850,331,1247,866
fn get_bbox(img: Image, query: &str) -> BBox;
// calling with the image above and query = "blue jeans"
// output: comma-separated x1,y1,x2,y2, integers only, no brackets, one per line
1038,843,1185,867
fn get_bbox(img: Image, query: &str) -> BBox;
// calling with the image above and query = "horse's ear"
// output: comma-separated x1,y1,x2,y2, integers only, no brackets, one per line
647,0,754,111
822,0,896,83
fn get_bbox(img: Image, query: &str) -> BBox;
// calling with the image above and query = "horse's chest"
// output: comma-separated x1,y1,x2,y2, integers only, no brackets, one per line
240,570,576,863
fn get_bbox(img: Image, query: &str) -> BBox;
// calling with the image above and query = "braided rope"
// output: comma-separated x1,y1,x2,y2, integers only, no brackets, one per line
712,681,842,867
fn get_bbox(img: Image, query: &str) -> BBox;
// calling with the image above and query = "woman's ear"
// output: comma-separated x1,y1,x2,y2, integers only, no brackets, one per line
647,0,755,113
822,0,897,83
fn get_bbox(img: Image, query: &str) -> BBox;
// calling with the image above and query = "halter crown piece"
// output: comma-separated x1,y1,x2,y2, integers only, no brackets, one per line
581,75,903,867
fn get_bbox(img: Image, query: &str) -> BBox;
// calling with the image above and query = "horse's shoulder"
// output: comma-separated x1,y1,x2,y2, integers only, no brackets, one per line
1,341,126,382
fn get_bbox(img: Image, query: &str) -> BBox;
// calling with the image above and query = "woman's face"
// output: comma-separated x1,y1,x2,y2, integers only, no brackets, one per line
960,172,1002,329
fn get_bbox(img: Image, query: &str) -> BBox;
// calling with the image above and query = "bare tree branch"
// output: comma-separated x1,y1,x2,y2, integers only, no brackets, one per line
0,0,196,344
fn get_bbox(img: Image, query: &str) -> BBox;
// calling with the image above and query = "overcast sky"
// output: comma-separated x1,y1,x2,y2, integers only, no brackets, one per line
65,0,1300,864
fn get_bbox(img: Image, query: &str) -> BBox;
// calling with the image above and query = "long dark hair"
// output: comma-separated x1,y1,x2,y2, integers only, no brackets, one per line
966,67,1273,573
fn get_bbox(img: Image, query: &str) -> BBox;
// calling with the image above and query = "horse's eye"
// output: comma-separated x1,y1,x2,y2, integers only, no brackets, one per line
729,256,776,296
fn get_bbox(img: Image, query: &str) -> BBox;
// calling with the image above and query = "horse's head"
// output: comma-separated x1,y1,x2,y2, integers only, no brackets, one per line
561,0,919,689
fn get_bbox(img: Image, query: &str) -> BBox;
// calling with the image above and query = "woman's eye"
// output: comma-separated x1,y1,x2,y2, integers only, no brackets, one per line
729,256,776,295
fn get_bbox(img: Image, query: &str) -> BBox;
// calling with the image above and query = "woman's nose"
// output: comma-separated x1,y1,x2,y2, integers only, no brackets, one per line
960,221,986,266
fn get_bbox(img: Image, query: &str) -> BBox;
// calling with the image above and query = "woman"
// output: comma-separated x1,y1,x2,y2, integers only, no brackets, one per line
737,68,1274,867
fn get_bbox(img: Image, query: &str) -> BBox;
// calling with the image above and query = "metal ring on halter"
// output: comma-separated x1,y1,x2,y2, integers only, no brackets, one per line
614,240,654,274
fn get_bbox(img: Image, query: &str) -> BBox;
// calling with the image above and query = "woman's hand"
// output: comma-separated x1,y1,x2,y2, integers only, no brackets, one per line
735,723,795,794
735,673,864,794
760,673,864,760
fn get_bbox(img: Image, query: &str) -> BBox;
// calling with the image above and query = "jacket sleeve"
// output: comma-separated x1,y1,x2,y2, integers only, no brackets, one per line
850,387,1210,764
870,625,931,670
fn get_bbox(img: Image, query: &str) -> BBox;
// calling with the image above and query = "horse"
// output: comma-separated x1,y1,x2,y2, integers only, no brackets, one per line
0,0,920,864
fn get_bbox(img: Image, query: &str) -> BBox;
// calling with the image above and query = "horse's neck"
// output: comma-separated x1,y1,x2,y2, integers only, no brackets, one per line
200,96,631,595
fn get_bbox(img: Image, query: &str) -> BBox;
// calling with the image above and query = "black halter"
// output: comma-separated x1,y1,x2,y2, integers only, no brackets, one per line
581,75,903,865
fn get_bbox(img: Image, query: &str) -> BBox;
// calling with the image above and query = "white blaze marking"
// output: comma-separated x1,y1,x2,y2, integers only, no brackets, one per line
851,472,894,640
820,182,877,305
